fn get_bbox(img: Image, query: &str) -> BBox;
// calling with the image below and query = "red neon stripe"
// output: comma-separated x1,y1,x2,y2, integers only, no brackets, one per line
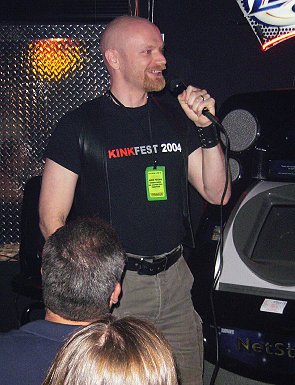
262,31,295,50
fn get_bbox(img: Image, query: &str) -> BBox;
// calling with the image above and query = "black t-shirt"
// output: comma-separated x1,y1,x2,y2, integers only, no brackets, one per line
46,94,201,255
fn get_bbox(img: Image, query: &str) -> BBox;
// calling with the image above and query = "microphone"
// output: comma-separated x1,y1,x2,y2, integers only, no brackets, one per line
165,76,221,127
166,77,187,97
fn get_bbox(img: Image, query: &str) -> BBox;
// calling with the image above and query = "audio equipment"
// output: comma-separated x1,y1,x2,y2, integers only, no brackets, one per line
191,90,295,383
218,89,295,184
216,180,295,298
210,179,295,383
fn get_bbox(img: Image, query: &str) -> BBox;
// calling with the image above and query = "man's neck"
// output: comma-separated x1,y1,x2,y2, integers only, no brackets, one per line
45,309,90,326
110,86,148,108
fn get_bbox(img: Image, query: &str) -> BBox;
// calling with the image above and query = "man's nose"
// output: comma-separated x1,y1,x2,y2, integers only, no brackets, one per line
155,50,166,65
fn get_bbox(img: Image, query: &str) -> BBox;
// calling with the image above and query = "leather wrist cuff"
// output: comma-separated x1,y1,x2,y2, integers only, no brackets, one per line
196,123,219,148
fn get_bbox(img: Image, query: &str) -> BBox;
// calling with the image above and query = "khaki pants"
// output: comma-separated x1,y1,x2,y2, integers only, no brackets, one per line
113,254,204,385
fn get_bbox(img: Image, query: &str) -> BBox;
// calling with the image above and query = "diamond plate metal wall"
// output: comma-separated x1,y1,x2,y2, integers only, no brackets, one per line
0,24,109,244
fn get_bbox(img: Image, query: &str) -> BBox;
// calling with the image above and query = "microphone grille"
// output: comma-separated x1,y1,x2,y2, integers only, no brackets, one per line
165,76,186,97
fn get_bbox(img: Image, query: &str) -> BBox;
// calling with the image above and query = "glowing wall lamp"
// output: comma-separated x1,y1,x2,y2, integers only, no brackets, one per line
28,38,85,81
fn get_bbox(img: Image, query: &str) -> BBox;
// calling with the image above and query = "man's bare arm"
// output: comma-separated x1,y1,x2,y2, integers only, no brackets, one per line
39,159,78,240
177,85,231,205
188,145,231,205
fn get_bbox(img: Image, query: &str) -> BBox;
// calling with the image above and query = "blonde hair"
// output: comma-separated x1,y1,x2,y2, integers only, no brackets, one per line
42,315,178,385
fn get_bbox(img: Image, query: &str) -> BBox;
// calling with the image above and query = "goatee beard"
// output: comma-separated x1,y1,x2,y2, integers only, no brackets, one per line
144,74,166,92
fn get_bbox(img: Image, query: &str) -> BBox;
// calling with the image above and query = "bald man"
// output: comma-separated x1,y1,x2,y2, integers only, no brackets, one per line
39,16,230,385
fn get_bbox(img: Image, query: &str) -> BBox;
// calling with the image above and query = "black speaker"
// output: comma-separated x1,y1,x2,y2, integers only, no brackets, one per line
218,89,295,184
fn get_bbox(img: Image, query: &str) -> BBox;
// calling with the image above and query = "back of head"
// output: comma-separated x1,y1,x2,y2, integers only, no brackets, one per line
42,315,178,385
42,217,126,322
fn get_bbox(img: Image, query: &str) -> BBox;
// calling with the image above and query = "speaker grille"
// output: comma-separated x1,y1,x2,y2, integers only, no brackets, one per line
229,158,241,182
221,109,258,152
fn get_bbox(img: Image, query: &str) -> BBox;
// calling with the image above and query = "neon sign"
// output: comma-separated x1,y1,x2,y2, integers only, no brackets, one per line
237,0,295,50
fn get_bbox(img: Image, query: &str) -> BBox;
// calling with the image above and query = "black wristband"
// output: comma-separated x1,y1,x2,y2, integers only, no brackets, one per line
196,123,219,148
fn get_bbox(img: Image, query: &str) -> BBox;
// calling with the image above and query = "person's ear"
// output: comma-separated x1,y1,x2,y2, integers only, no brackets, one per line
104,49,120,70
109,282,121,307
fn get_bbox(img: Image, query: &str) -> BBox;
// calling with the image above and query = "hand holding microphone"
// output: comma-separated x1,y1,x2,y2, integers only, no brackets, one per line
166,77,221,128
165,76,227,148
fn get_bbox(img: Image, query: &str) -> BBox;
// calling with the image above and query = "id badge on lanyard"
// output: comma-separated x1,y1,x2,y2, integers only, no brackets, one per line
145,165,167,201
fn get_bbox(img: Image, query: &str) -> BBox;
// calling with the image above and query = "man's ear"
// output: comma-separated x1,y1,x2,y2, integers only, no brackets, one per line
109,282,121,307
104,49,120,70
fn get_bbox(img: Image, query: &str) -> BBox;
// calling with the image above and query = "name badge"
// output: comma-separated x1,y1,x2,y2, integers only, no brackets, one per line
145,166,167,201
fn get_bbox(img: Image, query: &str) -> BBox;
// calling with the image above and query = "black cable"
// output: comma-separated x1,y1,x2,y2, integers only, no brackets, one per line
164,77,231,382
208,124,230,385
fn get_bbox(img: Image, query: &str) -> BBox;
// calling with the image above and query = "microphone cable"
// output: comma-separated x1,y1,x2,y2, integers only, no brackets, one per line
208,121,230,385
164,76,231,383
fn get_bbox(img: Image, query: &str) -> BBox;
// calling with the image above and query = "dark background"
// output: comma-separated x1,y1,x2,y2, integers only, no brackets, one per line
1,0,294,327
1,0,294,109
0,3,294,383
153,0,295,109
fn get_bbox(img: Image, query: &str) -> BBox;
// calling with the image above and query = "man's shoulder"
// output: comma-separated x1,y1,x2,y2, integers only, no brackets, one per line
68,95,107,117
0,322,40,345
0,321,80,370
0,320,78,349
56,95,109,131
0,321,79,385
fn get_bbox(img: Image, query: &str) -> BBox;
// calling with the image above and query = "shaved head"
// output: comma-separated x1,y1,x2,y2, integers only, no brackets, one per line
100,15,160,58
100,15,166,96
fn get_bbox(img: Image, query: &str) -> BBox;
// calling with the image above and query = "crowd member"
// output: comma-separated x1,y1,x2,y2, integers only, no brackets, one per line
42,315,178,385
0,217,126,385
39,15,231,385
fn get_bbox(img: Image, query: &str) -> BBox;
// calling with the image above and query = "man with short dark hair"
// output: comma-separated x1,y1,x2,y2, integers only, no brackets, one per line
0,217,126,385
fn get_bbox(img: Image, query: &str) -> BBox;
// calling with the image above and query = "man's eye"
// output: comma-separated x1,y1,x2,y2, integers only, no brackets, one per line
143,50,152,54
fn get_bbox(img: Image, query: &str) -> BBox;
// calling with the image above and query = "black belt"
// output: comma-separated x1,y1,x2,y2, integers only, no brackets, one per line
126,247,182,275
